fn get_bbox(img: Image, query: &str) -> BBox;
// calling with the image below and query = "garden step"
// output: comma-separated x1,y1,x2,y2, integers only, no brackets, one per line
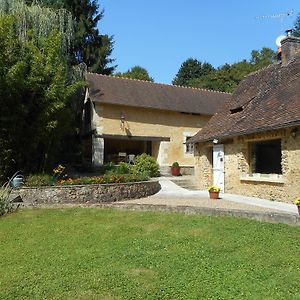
171,179,200,191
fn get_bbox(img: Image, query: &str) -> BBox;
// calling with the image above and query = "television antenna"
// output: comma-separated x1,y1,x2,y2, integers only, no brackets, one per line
255,10,294,33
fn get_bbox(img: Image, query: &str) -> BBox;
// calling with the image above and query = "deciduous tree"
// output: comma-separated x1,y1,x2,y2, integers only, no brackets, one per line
176,48,276,93
25,0,115,74
115,66,154,82
0,2,83,181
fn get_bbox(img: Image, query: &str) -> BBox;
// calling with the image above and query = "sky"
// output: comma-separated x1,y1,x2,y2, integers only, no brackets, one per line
98,0,300,84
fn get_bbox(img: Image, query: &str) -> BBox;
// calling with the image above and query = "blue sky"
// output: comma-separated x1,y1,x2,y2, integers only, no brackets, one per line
99,0,300,84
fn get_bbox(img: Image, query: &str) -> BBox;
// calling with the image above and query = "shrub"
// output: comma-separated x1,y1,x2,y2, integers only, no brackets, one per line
103,162,117,173
58,173,149,186
0,182,14,216
25,174,56,187
112,162,133,175
172,162,179,168
135,154,159,177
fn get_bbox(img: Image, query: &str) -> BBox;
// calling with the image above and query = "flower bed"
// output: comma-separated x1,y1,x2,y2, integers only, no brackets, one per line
58,173,149,186
17,159,160,205
11,181,161,205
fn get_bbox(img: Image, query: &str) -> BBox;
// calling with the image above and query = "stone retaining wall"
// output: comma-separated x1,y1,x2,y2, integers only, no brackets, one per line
11,181,161,205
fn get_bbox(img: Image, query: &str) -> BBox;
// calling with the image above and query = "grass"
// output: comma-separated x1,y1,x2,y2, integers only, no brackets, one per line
1,208,300,299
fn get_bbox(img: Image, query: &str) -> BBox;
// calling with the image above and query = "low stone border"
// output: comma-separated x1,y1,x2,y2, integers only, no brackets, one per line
104,203,300,226
10,181,161,205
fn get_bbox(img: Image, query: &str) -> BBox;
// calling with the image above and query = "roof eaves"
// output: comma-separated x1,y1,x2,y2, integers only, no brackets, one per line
192,120,300,144
89,98,214,116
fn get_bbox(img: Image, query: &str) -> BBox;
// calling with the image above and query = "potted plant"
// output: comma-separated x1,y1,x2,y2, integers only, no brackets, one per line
171,162,180,176
293,197,300,215
208,185,221,199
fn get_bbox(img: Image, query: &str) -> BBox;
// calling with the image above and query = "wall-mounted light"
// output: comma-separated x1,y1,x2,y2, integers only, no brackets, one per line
213,138,219,144
291,127,298,139
120,112,125,130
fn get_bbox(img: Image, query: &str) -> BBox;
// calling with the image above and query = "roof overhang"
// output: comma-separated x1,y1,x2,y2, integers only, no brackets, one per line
192,120,300,144
95,134,170,142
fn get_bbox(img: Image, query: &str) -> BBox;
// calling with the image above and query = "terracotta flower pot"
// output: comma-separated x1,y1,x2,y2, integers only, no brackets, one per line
171,166,180,176
209,191,219,199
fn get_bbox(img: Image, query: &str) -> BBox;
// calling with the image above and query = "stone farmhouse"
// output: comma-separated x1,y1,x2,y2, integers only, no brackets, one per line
83,74,230,174
189,35,300,203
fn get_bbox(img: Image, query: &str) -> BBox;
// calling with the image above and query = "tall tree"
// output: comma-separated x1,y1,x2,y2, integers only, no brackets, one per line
0,1,83,181
25,0,115,74
115,66,154,82
294,12,300,37
178,48,276,93
172,58,214,86
250,47,276,69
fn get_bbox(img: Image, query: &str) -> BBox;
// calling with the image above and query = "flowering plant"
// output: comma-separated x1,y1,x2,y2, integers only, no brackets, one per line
208,185,221,193
293,197,300,206
53,164,66,180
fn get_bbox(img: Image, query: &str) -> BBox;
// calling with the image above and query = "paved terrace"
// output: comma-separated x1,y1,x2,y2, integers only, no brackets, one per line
115,176,300,226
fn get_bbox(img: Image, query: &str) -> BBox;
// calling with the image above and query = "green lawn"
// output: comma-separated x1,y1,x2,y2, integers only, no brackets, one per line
1,208,300,300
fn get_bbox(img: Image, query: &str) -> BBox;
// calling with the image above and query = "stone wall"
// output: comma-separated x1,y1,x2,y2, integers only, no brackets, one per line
11,181,161,206
194,144,213,189
194,127,300,203
92,103,210,167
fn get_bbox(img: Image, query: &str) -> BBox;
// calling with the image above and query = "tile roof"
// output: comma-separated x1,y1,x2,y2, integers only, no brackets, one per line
190,57,300,143
86,73,231,115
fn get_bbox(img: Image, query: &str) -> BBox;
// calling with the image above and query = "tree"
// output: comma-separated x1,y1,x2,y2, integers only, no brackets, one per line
25,0,115,74
172,58,214,86
0,1,83,181
179,48,276,93
115,66,154,82
294,12,300,37
250,47,276,69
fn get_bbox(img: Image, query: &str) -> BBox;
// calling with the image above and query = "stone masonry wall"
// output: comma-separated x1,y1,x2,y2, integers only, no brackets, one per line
194,128,300,203
96,103,210,167
194,143,213,189
11,181,161,206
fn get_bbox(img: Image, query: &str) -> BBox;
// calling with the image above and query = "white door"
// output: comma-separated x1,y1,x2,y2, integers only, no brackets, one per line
213,144,225,193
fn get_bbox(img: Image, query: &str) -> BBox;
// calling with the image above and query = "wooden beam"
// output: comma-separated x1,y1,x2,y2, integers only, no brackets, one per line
95,134,170,142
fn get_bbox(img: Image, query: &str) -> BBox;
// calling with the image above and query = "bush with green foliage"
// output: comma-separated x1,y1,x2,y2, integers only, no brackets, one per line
134,154,159,177
102,162,116,173
25,174,56,187
58,173,149,185
172,162,180,168
111,162,133,175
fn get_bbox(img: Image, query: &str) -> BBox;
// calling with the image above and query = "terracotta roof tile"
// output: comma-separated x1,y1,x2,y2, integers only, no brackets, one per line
86,73,231,115
190,57,300,143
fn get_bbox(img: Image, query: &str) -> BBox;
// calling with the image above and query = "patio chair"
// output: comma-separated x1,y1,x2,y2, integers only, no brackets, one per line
118,152,127,162
127,154,135,164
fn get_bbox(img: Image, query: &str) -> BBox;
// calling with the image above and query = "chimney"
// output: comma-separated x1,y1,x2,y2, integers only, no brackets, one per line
281,30,300,65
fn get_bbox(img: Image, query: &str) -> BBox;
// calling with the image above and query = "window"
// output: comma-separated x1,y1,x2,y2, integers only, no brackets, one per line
185,136,194,154
250,139,282,174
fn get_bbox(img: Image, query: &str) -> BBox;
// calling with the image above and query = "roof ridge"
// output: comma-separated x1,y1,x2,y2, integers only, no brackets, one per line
244,61,280,78
87,72,232,95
